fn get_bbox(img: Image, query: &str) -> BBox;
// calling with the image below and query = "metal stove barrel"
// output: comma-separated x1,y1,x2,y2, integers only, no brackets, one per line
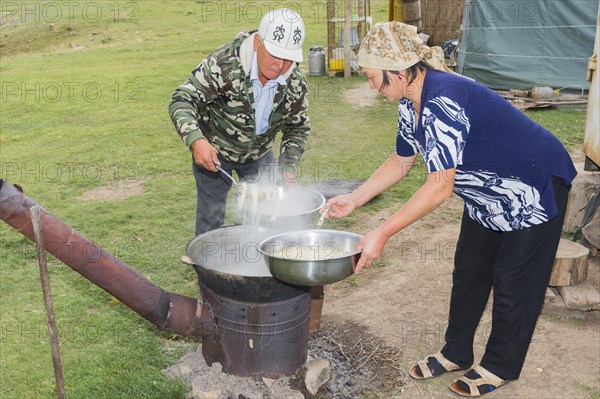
201,286,311,378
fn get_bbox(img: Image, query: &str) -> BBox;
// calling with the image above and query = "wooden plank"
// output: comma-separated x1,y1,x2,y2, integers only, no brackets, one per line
541,291,588,319
558,282,600,311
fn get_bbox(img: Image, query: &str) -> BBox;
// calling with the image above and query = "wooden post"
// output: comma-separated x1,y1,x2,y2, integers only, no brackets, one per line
326,0,335,70
344,0,353,78
30,205,66,399
357,0,366,40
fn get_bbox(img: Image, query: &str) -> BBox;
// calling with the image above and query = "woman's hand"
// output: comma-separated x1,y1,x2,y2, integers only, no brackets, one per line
355,228,389,272
323,194,356,219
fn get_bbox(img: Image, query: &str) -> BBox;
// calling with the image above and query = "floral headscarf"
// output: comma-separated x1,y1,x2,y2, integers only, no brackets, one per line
357,22,452,72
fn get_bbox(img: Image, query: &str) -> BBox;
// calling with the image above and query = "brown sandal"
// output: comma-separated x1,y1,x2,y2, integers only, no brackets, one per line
449,365,507,397
409,351,465,380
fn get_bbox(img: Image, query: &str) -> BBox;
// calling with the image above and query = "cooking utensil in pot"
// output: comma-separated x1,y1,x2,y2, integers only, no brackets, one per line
216,166,239,186
316,206,330,228
259,229,362,286
216,165,281,203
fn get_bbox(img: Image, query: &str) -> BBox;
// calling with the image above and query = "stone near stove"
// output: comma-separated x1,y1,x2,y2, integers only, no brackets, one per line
262,377,277,389
263,376,304,399
303,359,332,397
162,358,197,382
544,287,558,303
189,386,221,399
271,388,305,399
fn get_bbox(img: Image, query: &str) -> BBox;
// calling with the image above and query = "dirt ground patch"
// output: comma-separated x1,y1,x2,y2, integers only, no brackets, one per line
78,179,144,201
343,82,380,108
322,195,600,398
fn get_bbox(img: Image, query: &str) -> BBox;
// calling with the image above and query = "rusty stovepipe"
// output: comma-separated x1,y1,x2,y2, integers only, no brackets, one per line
0,180,216,337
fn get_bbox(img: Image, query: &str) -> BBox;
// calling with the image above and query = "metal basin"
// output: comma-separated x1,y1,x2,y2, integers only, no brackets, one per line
237,186,326,228
258,229,362,286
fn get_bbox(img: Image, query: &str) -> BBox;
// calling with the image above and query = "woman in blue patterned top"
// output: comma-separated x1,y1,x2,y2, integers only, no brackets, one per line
323,22,576,397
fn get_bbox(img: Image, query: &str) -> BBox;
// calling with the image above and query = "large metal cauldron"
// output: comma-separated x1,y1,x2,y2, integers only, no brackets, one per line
186,225,310,301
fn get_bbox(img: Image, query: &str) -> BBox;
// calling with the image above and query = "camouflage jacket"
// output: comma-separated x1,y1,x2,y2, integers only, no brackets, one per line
168,31,310,166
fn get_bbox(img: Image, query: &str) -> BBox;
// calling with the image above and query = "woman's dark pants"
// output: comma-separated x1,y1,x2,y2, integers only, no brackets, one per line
441,176,570,380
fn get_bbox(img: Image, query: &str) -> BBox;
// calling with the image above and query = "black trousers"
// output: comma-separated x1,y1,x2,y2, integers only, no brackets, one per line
192,151,276,236
441,176,570,380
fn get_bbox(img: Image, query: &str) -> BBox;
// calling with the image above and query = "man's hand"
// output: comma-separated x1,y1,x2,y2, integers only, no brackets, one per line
281,169,298,190
191,139,219,172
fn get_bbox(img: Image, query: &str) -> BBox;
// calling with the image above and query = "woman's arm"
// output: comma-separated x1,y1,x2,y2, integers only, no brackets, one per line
355,167,456,271
352,152,417,207
325,153,417,218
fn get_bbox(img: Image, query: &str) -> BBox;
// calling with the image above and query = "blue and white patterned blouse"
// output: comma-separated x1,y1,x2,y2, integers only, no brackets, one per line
395,70,577,231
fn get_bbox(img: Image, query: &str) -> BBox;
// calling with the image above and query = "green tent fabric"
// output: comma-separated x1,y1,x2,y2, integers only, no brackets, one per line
457,0,598,91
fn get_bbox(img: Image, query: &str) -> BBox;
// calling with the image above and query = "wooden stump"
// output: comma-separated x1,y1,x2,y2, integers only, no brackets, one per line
548,238,590,287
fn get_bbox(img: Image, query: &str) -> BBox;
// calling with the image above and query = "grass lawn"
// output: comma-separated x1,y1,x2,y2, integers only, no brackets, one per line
0,1,587,398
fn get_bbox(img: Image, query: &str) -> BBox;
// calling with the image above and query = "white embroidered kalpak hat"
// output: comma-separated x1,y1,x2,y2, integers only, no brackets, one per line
258,8,305,63
358,22,452,72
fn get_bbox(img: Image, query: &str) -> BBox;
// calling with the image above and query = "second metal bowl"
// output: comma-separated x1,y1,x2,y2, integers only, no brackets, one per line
258,229,362,286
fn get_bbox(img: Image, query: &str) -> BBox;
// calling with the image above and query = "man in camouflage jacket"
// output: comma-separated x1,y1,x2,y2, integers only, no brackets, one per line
169,9,310,236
